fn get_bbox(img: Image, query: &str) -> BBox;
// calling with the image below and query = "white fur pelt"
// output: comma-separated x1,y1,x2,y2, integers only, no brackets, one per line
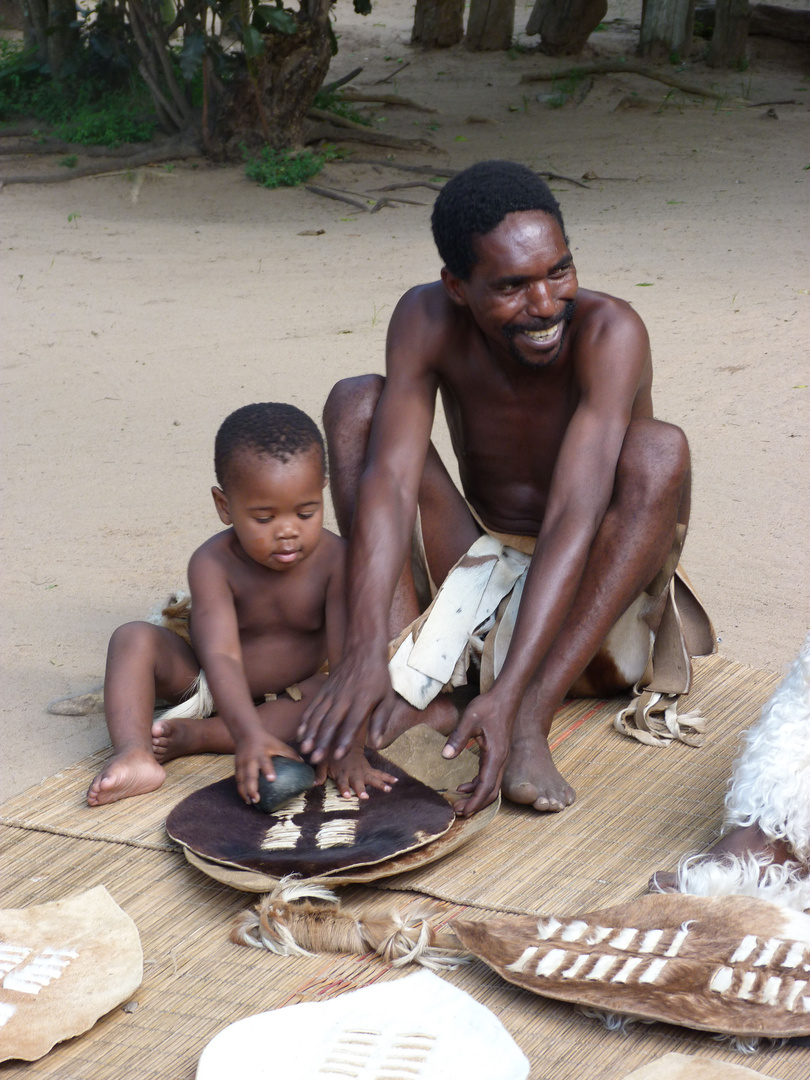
725,633,810,862
675,852,810,913
671,634,810,911
154,670,215,722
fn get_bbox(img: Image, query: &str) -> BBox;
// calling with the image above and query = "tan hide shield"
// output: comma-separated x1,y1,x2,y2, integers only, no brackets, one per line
0,885,143,1063
453,893,810,1038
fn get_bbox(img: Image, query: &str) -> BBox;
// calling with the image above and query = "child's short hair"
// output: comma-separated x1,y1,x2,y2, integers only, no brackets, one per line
214,403,325,487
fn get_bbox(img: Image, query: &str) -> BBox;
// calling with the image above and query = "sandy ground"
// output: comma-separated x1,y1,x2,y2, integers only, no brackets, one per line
1,1,808,803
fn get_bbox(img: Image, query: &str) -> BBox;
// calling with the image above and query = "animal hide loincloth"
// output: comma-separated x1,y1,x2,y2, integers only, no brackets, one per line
389,516,715,747
452,892,810,1038
0,885,142,1063
166,750,456,880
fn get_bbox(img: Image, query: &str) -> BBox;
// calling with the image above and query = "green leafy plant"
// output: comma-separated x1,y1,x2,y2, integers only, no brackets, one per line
243,143,340,187
313,90,372,126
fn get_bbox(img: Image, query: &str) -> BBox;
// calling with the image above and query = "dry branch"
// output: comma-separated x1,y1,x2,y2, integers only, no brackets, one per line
0,138,162,158
307,112,436,151
0,143,202,188
304,184,369,210
374,180,445,192
376,61,411,84
339,91,437,113
335,159,458,177
320,67,364,95
520,62,731,100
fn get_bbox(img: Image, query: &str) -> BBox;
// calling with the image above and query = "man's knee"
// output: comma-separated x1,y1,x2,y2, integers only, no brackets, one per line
323,374,385,438
617,419,690,497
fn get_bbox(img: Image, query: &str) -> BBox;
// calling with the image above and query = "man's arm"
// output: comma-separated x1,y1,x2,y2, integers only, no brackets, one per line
187,546,298,803
300,288,442,761
447,299,653,812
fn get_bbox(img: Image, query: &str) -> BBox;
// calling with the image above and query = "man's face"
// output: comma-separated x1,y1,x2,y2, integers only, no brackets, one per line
445,210,579,370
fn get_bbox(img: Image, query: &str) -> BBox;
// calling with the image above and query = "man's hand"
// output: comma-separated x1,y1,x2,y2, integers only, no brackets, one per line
298,649,395,764
234,726,301,806
442,688,516,816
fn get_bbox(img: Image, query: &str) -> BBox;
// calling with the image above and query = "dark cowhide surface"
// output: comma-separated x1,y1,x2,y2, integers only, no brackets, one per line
166,750,455,879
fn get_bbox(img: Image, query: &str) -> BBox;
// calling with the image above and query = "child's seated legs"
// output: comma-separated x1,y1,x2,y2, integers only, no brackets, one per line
87,621,200,805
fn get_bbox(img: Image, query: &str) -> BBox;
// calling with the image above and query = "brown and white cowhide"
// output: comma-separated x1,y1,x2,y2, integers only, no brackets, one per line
166,750,455,880
453,892,810,1038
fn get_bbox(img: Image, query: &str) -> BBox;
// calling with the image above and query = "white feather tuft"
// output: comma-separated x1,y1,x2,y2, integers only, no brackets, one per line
154,670,215,722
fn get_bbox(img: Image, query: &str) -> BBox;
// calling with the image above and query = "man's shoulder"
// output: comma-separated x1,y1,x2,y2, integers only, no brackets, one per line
396,280,451,320
574,287,641,327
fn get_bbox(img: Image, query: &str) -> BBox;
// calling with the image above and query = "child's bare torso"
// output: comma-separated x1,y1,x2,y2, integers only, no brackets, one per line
190,528,344,697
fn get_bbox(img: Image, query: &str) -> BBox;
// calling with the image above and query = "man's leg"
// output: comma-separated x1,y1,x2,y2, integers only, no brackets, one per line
324,375,481,743
503,418,692,811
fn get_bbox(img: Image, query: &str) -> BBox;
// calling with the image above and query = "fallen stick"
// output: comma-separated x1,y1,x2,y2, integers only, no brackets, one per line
520,62,731,101
376,61,411,85
338,91,437,113
334,159,457,177
305,184,369,211
320,66,363,95
373,180,445,192
307,109,436,151
0,142,202,188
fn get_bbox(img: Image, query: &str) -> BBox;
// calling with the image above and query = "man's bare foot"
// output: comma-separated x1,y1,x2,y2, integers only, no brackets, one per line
648,824,796,893
369,693,459,750
151,716,234,763
87,748,165,806
502,732,576,812
327,747,398,800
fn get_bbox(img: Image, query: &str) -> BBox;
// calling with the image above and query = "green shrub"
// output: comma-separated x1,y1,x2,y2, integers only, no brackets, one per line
243,144,340,188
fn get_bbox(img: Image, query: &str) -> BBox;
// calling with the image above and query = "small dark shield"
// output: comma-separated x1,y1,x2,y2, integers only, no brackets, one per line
166,750,456,880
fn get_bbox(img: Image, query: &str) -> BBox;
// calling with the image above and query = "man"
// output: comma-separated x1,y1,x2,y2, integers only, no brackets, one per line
300,160,704,816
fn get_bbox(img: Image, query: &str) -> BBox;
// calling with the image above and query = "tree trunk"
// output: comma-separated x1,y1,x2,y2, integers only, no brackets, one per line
17,0,48,63
466,0,516,51
525,0,607,54
216,14,334,159
46,0,79,78
412,0,464,47
695,3,810,43
708,0,749,65
639,0,696,60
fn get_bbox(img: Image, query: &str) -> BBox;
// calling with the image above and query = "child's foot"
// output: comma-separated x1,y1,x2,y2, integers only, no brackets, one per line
648,824,796,893
327,747,398,800
87,748,165,806
151,716,234,763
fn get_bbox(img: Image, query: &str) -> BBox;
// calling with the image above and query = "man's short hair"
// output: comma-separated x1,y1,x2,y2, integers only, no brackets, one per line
431,160,566,281
214,402,325,487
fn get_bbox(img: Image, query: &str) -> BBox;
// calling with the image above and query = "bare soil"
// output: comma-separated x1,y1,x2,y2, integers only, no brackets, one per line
1,1,808,801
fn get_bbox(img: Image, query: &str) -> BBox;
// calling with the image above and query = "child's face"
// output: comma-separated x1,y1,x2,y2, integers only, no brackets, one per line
212,449,326,572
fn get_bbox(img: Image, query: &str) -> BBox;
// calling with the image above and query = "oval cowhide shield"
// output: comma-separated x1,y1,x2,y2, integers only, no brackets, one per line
453,893,810,1038
166,750,455,879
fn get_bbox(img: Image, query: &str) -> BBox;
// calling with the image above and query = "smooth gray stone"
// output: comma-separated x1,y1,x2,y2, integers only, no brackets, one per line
256,759,316,813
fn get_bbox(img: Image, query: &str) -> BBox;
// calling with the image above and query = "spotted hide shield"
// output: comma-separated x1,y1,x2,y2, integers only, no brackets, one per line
167,750,456,880
452,893,810,1038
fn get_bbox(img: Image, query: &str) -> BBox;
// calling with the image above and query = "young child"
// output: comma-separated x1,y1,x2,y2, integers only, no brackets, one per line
87,402,396,807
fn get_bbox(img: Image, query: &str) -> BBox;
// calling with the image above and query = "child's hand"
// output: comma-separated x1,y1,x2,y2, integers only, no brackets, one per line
325,745,397,801
235,729,301,805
